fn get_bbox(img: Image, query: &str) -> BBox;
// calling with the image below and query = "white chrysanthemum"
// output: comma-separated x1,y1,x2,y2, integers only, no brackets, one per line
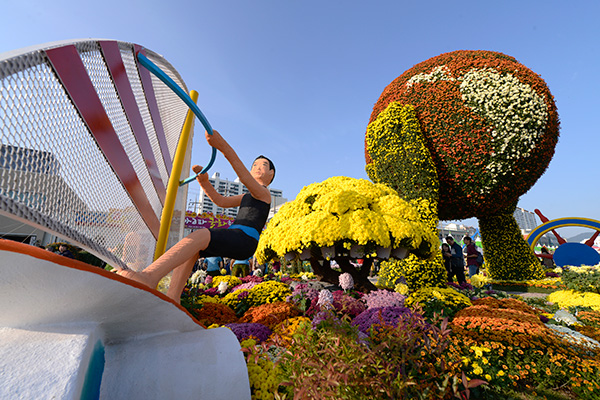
218,281,229,295
317,289,334,309
406,65,455,88
459,68,548,191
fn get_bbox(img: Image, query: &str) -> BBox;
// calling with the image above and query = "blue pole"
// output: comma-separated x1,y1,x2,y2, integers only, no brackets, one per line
137,52,216,184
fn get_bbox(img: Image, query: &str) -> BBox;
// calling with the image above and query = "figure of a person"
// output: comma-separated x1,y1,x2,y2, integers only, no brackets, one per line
441,243,452,282
57,244,75,259
445,236,466,284
231,257,252,277
539,246,555,269
118,129,275,303
463,236,479,277
205,256,224,277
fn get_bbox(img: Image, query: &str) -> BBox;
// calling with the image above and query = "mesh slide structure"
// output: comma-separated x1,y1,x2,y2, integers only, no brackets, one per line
0,40,250,399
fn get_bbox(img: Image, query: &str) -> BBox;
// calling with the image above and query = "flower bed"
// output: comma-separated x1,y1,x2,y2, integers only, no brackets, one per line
181,269,600,399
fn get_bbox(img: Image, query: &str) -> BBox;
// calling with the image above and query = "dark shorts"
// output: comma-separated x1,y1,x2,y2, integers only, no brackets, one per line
198,228,259,260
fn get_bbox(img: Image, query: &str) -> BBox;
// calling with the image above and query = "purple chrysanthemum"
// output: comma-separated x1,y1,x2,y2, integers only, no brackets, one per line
225,322,272,343
352,306,427,334
362,290,406,309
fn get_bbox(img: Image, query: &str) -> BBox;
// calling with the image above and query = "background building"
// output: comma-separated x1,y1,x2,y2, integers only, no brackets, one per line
187,172,286,220
513,207,559,247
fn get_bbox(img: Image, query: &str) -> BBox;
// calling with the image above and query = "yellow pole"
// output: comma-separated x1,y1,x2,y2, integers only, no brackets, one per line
153,90,199,261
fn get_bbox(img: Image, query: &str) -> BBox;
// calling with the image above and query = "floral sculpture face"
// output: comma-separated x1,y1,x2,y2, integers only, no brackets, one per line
365,50,559,220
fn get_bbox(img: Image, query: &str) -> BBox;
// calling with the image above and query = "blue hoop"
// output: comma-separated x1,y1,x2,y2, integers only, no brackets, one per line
136,52,216,185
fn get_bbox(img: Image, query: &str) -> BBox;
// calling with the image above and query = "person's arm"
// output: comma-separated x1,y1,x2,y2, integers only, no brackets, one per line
204,130,271,203
192,164,244,208
466,244,478,259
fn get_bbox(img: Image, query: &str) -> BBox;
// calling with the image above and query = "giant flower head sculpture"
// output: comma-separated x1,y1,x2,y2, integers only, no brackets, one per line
255,176,437,292
365,50,558,282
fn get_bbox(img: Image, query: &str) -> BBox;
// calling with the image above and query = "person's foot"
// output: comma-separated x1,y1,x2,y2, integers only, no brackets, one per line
116,269,159,290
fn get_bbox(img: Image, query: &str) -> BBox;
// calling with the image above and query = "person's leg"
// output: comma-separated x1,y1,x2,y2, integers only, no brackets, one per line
118,229,211,290
455,264,467,285
468,264,478,277
166,256,197,303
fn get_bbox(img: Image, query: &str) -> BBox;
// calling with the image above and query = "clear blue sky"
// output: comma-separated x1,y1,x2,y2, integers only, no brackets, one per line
2,0,599,236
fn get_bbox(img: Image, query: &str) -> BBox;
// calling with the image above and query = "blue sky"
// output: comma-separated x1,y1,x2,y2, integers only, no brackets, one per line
2,0,599,237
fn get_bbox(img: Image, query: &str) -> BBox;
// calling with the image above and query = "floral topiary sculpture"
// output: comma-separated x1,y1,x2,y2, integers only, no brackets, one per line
365,50,559,283
255,176,437,292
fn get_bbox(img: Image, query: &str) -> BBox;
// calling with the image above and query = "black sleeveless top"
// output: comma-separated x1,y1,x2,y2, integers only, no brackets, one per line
232,193,271,231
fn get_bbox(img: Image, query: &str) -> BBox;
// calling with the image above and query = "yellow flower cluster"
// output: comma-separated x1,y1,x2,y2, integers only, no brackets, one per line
378,252,448,291
548,290,600,311
211,275,242,289
240,338,281,400
406,286,472,308
365,102,439,203
221,289,250,309
255,176,436,264
247,281,292,306
470,273,492,288
289,272,316,280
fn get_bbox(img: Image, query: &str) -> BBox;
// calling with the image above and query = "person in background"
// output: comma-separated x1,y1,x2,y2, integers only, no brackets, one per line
231,257,252,277
57,244,75,259
204,256,223,277
539,246,555,269
441,243,452,282
463,236,479,277
446,236,466,284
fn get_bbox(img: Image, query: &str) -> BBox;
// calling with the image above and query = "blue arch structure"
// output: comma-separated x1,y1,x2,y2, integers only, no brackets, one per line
527,217,600,267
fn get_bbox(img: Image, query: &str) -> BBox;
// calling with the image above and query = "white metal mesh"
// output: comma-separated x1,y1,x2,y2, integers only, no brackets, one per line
0,40,192,270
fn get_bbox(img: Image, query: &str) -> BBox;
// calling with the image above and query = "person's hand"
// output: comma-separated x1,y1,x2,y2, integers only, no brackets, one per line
205,129,227,151
192,165,209,184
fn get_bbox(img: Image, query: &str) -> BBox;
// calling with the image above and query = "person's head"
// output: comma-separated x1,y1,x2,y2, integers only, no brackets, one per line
541,246,549,254
442,243,450,251
252,155,275,185
59,244,67,252
463,236,472,244
446,236,454,244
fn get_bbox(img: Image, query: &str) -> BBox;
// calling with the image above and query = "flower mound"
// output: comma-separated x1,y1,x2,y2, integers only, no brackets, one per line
366,50,559,220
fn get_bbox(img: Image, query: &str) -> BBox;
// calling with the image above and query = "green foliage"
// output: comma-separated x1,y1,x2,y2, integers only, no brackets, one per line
562,266,600,294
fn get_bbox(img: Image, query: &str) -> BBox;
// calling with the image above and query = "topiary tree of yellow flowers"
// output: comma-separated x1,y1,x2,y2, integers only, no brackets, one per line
255,177,437,292
365,50,559,283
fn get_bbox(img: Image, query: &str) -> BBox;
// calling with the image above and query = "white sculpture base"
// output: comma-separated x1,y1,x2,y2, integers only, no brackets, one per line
0,239,251,400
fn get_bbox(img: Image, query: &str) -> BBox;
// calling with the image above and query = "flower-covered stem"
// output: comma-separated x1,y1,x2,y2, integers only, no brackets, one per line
338,258,377,293
479,209,544,281
310,258,341,286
